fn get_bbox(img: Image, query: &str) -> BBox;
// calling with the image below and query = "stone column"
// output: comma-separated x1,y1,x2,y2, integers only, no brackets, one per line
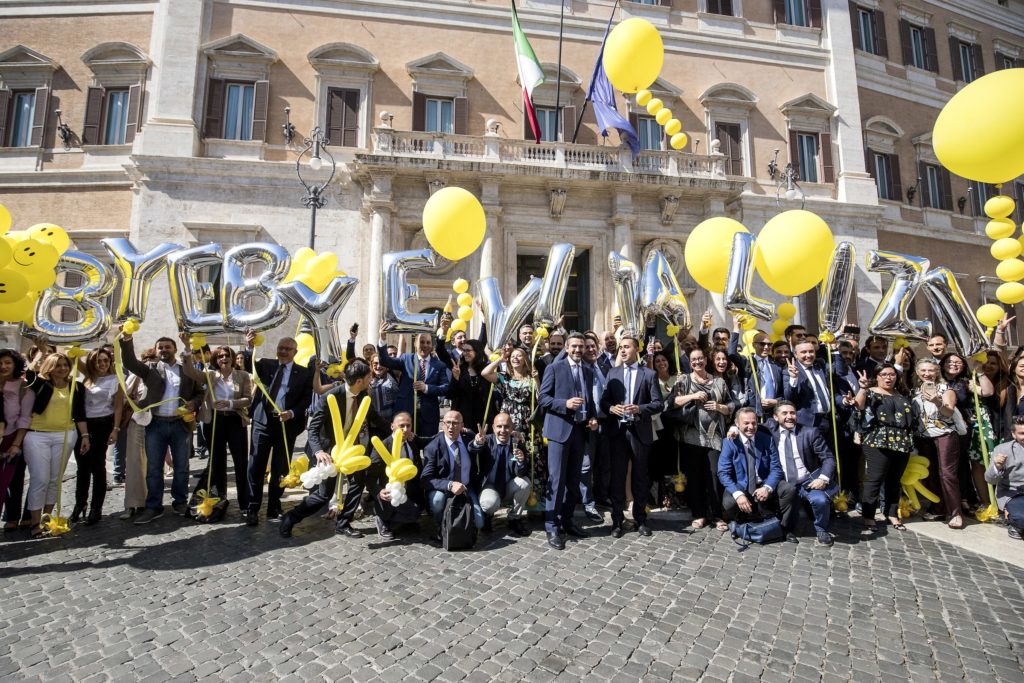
478,177,503,284
823,0,879,206
135,0,206,157
363,172,395,339
608,191,636,325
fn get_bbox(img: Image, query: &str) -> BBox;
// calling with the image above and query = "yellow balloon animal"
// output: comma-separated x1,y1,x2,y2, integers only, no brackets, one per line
900,454,940,513
371,429,419,485
283,247,347,294
280,454,310,489
329,393,371,479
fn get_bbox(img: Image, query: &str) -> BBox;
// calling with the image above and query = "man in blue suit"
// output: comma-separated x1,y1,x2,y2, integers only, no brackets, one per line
770,401,838,546
718,407,798,542
784,340,850,434
420,410,484,544
601,336,663,538
539,332,598,550
730,332,784,422
377,322,451,438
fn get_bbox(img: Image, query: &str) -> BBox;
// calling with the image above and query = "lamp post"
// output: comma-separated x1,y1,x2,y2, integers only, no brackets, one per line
295,126,336,249
767,148,805,208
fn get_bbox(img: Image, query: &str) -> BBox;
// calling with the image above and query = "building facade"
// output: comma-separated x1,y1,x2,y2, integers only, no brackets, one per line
0,0,1021,345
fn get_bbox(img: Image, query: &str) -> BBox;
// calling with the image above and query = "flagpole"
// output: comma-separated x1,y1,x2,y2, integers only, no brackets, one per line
554,0,566,142
571,0,619,144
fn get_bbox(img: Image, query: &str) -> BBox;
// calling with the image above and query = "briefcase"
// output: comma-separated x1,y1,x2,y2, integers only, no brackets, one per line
442,494,477,551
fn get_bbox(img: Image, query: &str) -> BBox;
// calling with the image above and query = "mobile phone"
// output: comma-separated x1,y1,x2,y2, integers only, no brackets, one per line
921,380,936,397
842,324,860,337
350,322,359,335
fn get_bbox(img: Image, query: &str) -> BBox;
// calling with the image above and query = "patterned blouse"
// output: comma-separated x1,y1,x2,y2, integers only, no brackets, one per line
862,391,915,453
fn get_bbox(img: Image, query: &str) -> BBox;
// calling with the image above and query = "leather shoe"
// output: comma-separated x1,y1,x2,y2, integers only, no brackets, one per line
336,524,364,538
610,525,625,539
815,530,833,546
376,517,394,540
429,532,443,546
546,531,565,549
637,524,652,537
245,510,259,527
508,519,529,537
279,513,295,538
785,532,799,544
563,522,589,538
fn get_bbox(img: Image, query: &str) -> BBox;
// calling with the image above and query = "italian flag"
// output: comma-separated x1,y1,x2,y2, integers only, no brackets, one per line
511,1,545,143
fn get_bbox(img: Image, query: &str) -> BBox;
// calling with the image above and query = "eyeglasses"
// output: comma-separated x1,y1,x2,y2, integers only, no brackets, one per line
691,357,706,363
754,342,771,347
877,372,897,379
442,420,463,426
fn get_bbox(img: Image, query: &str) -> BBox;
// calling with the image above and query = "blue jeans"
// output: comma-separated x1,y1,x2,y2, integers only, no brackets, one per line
428,489,484,529
1006,495,1024,530
144,418,191,510
112,425,127,480
580,451,595,508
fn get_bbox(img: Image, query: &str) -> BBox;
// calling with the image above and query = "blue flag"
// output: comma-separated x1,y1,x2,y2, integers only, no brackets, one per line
587,31,640,158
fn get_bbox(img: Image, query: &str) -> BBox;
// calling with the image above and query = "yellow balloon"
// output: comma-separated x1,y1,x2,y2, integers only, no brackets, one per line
457,305,473,322
0,294,36,323
0,238,11,270
739,315,757,331
451,319,467,332
635,90,653,107
284,247,315,282
933,69,1024,184
645,98,664,116
742,330,758,347
986,195,1016,219
755,210,834,297
986,217,1017,240
294,332,316,367
602,18,664,94
453,278,470,294
26,223,70,254
977,303,1007,328
422,187,485,261
664,118,681,136
998,281,1024,305
991,237,1022,261
770,333,783,343
777,302,797,320
670,132,688,150
456,293,473,307
0,269,28,304
684,217,749,293
655,108,673,126
996,258,1024,282
0,204,10,234
771,319,788,335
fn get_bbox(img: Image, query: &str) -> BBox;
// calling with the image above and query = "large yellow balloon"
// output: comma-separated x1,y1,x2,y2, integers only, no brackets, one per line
998,281,1024,305
755,210,834,296
977,303,1007,328
422,187,485,261
602,18,664,94
933,69,1024,184
684,217,749,293
0,204,10,234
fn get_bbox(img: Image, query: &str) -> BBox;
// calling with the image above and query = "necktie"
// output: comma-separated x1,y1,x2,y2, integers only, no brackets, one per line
760,358,775,398
571,365,585,423
625,366,634,404
451,441,462,484
745,440,757,494
419,357,427,381
811,368,830,414
268,364,284,409
783,429,798,483
344,396,359,435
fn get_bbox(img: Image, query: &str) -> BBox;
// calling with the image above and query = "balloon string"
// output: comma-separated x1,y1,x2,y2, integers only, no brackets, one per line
482,381,495,429
412,337,419,436
112,338,184,414
827,351,842,481
47,358,80,525
748,354,764,421
249,348,292,484
196,371,219,510
529,335,543,489
971,370,996,506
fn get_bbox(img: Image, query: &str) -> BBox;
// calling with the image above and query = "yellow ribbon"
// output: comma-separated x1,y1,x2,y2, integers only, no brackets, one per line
529,332,545,501
971,369,1000,523
824,349,849,513
193,368,220,519
249,346,293,489
112,333,185,415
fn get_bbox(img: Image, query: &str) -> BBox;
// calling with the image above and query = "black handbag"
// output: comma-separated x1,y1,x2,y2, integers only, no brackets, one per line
729,517,784,548
442,494,477,551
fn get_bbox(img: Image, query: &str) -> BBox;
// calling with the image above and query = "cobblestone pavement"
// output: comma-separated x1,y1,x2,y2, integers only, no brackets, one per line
2,460,1024,683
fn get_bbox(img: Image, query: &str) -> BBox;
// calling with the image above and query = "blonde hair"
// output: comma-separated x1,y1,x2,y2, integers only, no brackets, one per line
38,353,71,382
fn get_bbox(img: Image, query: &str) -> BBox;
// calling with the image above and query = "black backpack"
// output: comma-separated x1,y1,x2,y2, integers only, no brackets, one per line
442,494,477,551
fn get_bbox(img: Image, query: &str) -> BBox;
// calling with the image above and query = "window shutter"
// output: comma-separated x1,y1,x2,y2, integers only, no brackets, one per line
707,0,720,13
899,20,913,66
873,10,888,58
773,0,787,24
578,100,598,145
972,43,985,78
29,85,49,147
820,132,834,183
917,161,929,207
995,52,1008,70
124,84,143,144
560,105,575,143
888,153,902,202
412,92,426,132
788,129,801,178
864,145,875,179
923,28,938,73
203,78,226,139
950,36,965,81
720,0,733,15
250,80,269,142
659,0,672,6
82,86,105,145
808,0,822,28
0,89,9,145
940,168,953,211
524,107,533,141
326,90,342,144
453,96,469,135
342,89,359,147
849,3,862,50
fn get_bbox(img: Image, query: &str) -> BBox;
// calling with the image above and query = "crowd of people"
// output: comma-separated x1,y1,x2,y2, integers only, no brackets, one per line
2,310,1024,551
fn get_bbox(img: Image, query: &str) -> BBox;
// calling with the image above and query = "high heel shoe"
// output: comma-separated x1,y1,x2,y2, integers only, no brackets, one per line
70,504,86,523
85,509,102,526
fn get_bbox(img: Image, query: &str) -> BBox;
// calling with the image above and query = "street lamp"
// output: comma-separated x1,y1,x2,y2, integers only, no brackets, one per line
767,148,805,208
295,126,336,249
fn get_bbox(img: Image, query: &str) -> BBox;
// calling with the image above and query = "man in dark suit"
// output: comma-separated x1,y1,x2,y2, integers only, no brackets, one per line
376,322,450,438
771,401,838,546
717,407,798,543
371,411,425,540
601,336,664,537
245,330,315,526
784,340,849,435
534,331,565,382
420,410,484,543
597,330,616,376
118,329,206,523
732,332,785,421
475,412,531,537
539,332,599,550
279,359,387,538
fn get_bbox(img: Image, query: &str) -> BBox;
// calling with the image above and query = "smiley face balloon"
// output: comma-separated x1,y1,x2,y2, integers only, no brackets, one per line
26,223,70,254
9,239,59,291
0,269,29,304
